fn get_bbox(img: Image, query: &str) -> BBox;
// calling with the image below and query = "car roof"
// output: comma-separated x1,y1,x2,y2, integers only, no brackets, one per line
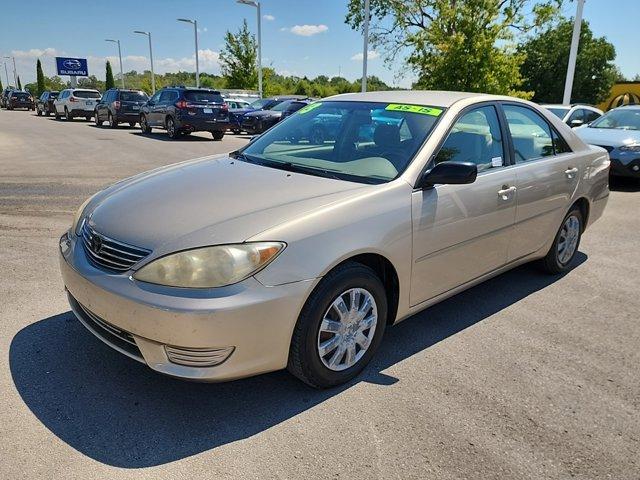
614,104,640,110
325,90,486,107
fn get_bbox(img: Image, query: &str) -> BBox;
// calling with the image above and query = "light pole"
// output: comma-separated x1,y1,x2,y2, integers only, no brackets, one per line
3,62,9,87
361,0,370,92
563,0,585,104
134,30,155,93
237,0,262,98
105,39,125,88
178,18,199,87
4,56,17,87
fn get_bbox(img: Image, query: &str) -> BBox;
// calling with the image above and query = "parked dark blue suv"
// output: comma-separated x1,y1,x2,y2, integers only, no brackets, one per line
139,87,229,140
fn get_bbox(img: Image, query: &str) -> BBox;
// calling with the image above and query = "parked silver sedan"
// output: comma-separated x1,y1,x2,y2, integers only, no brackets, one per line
59,91,610,388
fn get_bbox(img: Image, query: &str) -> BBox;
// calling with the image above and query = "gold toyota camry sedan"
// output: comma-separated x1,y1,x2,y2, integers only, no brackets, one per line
59,91,610,388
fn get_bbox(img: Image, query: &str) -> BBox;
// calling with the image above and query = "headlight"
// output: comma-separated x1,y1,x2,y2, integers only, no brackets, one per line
619,144,640,153
133,242,285,288
71,194,96,235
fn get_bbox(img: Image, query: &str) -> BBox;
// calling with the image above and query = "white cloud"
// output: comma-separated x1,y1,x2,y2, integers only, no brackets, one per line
351,50,380,61
279,27,288,32
11,48,60,58
263,14,275,21
290,24,328,36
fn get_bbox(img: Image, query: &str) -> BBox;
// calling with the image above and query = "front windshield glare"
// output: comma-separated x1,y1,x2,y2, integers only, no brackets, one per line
240,101,443,183
590,109,640,130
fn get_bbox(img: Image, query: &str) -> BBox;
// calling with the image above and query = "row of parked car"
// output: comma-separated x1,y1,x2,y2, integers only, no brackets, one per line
1,85,315,141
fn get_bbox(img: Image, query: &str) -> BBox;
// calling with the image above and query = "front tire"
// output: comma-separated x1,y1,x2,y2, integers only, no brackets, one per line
94,111,103,126
211,130,225,141
540,207,583,274
108,112,118,128
37,106,42,116
288,262,387,388
140,115,152,133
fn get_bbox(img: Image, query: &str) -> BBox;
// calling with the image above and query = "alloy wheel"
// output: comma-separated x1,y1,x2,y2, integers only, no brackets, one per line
317,288,378,371
557,214,580,265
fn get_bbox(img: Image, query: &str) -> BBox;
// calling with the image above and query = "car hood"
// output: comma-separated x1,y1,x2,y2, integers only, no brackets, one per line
86,155,367,258
574,126,640,147
246,110,281,119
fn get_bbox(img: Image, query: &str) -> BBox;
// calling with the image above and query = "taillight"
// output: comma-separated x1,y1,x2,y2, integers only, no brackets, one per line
112,100,121,110
175,100,188,109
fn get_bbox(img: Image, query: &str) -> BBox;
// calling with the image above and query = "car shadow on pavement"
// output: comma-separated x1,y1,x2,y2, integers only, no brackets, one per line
128,131,217,142
609,177,640,192
9,254,586,468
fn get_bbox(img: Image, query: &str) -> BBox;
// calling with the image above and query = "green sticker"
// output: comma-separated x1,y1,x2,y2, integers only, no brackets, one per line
385,104,443,116
297,102,322,114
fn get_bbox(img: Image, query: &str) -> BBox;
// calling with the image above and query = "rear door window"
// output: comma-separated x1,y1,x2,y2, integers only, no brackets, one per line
503,104,554,162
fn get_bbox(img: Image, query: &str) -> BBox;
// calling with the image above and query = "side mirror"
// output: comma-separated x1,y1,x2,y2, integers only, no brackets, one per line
418,161,478,189
569,119,584,127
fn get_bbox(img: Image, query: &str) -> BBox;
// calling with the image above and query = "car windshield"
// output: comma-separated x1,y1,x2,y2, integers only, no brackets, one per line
74,90,101,99
250,98,276,109
589,109,640,130
238,100,444,184
546,107,569,119
270,100,296,112
121,91,148,101
184,91,224,103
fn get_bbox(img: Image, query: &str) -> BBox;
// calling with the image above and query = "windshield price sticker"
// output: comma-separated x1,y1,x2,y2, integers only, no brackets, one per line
298,102,322,114
385,104,443,116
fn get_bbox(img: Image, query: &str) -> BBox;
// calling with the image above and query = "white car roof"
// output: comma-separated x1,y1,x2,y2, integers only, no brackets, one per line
326,90,489,108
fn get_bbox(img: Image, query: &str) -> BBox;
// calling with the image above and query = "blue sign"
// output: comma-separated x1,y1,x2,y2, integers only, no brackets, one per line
55,57,88,76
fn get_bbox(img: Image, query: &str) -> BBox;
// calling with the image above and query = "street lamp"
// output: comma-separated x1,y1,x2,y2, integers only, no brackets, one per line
3,61,11,87
361,0,370,92
236,0,262,98
105,39,125,88
134,30,155,93
563,0,585,104
177,18,200,88
3,56,17,87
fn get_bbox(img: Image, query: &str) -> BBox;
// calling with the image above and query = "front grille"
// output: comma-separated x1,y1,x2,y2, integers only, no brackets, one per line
81,221,150,272
595,144,615,153
68,292,144,362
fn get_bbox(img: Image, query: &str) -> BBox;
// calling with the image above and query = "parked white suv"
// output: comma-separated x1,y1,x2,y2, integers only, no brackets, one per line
541,104,603,128
54,88,102,121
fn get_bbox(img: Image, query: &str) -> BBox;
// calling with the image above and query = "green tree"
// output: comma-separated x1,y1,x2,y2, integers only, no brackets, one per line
346,0,563,97
519,19,617,104
36,59,46,96
0,76,3,92
105,61,115,90
219,19,258,89
17,75,22,90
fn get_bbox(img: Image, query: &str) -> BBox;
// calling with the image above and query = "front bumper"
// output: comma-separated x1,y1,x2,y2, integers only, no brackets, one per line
59,232,313,381
610,157,640,179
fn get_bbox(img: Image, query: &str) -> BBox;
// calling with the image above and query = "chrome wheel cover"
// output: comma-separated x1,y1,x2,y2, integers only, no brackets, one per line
317,288,378,372
557,215,580,264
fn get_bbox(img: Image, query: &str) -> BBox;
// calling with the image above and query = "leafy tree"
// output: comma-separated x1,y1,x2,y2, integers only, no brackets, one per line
346,0,563,97
519,19,617,104
17,75,22,90
0,77,3,91
78,75,105,90
105,61,115,90
36,59,46,96
219,19,258,89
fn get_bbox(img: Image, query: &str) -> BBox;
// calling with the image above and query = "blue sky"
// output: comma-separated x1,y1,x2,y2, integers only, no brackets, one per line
1,0,638,88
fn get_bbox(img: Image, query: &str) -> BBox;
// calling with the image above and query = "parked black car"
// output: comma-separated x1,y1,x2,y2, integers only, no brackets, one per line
139,87,229,140
94,88,149,128
229,95,309,133
0,87,15,108
241,98,311,134
36,91,59,116
6,90,35,110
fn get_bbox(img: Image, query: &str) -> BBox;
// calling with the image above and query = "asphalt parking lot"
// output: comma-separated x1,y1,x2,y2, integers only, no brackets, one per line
1,108,639,480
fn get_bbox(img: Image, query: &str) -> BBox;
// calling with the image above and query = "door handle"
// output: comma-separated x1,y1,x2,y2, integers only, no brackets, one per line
498,185,517,200
565,167,578,179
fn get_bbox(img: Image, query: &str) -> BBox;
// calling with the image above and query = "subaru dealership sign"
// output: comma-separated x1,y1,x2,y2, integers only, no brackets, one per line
55,57,88,76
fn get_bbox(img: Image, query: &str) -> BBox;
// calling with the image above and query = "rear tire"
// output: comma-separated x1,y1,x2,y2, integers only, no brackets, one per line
212,130,225,141
539,207,583,274
287,262,387,388
166,117,179,139
108,112,118,128
37,107,42,116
